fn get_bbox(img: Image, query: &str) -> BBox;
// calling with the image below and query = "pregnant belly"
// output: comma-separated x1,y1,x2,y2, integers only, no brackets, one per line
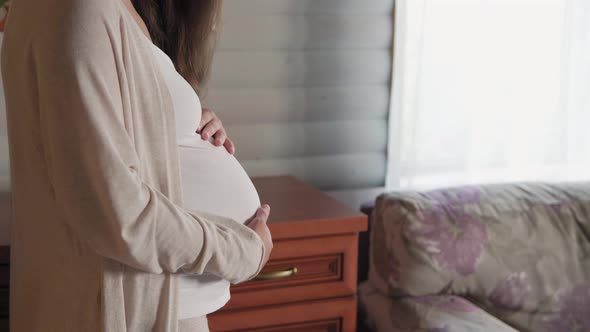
176,134,261,318
177,134,261,222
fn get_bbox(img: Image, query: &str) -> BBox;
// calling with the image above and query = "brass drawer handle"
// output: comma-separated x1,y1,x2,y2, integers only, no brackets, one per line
254,267,298,281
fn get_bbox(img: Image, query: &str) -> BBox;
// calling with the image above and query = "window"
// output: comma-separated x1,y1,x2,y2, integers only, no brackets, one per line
387,0,590,189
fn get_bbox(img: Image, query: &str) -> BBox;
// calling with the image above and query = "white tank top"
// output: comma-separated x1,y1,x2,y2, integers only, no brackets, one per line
147,38,261,319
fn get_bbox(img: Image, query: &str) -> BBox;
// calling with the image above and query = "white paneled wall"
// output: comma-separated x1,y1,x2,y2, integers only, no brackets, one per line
206,0,393,202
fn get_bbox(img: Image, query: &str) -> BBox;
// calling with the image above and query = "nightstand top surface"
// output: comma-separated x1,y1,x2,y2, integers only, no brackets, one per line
252,176,368,240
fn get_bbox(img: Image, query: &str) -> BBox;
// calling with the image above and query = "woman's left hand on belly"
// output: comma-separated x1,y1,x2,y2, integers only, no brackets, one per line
197,107,235,155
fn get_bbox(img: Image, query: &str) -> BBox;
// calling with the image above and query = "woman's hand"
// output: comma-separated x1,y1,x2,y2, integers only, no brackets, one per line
245,204,273,269
197,107,235,154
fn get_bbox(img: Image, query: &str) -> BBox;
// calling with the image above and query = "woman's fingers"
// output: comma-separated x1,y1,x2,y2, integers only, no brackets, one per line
256,204,271,222
197,108,218,139
197,108,215,133
212,129,227,147
246,204,273,269
223,137,235,155
200,118,221,140
246,204,270,226
198,107,234,153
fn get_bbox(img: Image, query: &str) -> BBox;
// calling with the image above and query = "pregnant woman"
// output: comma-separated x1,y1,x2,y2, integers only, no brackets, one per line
1,0,272,331
126,0,267,324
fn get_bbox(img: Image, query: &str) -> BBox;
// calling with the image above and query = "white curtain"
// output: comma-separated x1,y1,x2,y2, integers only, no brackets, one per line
387,0,590,190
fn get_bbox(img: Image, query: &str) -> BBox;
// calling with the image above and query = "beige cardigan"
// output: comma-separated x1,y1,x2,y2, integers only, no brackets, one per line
1,0,265,331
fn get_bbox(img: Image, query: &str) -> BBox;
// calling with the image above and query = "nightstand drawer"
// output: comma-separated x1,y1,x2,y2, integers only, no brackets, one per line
220,234,358,310
208,296,356,332
251,253,340,285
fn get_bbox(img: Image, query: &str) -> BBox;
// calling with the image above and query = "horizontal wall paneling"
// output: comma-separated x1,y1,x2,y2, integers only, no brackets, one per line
227,120,387,160
209,0,393,192
241,153,386,191
223,0,394,15
210,50,391,88
219,15,392,50
205,85,389,124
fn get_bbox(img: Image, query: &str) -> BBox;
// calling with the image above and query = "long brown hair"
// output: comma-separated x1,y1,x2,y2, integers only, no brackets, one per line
131,0,221,95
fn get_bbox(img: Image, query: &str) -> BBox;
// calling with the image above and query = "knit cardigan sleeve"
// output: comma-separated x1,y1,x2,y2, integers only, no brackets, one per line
32,5,265,283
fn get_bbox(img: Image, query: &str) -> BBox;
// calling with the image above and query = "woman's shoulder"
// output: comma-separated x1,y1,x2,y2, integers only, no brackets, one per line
52,0,123,33
17,0,129,57
6,0,123,42
11,0,122,24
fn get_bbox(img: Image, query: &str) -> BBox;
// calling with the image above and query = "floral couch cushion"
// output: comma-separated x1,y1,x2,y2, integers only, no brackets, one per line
359,281,518,332
368,182,590,331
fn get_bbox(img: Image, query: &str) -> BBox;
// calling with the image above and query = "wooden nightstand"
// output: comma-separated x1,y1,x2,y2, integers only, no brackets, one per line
208,176,368,332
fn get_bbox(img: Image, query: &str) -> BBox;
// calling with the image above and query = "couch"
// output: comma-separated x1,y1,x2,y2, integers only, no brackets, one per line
359,182,590,332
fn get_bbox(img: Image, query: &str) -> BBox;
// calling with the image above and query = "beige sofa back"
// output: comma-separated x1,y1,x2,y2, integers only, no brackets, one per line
369,182,590,331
